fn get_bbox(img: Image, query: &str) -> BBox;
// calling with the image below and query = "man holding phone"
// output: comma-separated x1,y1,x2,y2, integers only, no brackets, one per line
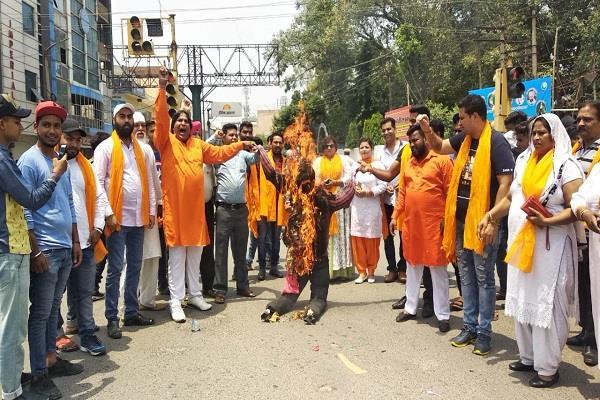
18,101,84,399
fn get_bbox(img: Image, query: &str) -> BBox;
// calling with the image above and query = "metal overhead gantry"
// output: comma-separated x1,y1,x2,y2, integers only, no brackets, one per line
107,42,280,130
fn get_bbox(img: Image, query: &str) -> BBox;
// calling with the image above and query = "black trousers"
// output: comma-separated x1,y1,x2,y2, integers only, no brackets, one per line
268,258,329,318
383,204,407,273
200,199,216,291
578,246,596,346
495,217,509,296
157,225,169,292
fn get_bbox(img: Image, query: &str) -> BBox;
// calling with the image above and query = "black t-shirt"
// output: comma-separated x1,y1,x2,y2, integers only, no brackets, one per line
449,130,515,222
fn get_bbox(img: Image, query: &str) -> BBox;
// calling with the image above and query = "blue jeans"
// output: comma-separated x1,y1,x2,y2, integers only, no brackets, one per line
258,218,280,271
65,247,96,336
456,220,499,338
246,233,258,265
105,226,144,321
0,253,29,400
29,248,72,375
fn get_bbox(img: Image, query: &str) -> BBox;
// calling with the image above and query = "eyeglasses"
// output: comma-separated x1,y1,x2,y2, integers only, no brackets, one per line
324,144,335,149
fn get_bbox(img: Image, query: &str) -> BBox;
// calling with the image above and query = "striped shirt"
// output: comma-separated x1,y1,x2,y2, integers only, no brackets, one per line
575,138,600,175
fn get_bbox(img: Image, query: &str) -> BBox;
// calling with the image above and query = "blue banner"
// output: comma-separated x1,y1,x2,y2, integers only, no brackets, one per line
469,76,552,122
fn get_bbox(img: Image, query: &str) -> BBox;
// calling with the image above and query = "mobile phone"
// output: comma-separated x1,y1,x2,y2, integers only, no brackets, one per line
57,144,67,159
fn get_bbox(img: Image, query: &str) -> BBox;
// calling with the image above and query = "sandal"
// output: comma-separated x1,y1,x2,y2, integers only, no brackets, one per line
56,335,79,352
214,293,226,304
449,297,463,311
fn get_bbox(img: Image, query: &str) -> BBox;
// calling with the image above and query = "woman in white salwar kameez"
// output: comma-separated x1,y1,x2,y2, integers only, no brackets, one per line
313,136,356,281
571,163,600,370
478,113,583,388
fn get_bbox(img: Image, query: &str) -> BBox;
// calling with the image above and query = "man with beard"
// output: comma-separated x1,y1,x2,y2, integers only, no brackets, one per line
391,124,453,333
153,67,256,323
131,112,164,312
568,101,600,366
93,103,157,339
0,94,68,400
18,101,84,399
259,152,355,324
257,132,285,281
59,118,109,357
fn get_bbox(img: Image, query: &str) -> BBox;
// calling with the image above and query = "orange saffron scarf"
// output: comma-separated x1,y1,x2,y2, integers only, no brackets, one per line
107,131,150,234
319,153,343,235
572,140,600,175
443,122,492,261
246,164,260,238
76,153,108,262
504,150,554,272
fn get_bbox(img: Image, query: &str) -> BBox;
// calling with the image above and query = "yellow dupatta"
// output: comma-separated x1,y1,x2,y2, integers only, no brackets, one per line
246,164,260,238
76,153,108,262
572,140,600,175
505,150,554,272
394,143,413,229
107,131,150,235
319,153,343,235
442,122,492,261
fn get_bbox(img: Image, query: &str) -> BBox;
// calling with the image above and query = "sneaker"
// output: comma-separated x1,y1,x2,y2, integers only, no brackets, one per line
450,328,477,348
91,290,104,302
472,335,492,356
30,373,61,400
80,335,106,356
47,357,84,378
188,295,213,311
170,302,186,323
55,335,78,352
17,387,50,400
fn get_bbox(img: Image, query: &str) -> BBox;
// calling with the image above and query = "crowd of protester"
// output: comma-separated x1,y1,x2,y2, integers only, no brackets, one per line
0,64,600,398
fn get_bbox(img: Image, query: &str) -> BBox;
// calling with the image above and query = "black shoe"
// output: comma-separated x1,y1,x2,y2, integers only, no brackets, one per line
438,320,450,333
566,331,585,347
17,389,51,400
123,313,155,326
421,304,434,319
260,307,273,322
395,311,416,322
257,270,266,281
48,357,83,378
496,292,506,301
303,309,318,325
269,269,284,278
529,372,559,388
91,290,104,302
450,328,477,347
107,320,122,339
21,372,32,385
583,345,598,366
391,296,406,310
30,374,61,400
509,360,535,372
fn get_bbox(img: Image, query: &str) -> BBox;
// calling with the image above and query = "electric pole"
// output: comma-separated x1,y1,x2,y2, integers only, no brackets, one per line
531,8,537,77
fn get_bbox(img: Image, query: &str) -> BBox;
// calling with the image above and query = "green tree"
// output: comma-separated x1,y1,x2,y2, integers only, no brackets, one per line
362,112,384,146
345,120,360,148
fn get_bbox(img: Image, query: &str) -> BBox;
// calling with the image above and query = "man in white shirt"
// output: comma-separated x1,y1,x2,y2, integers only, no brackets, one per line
374,117,407,283
93,103,156,339
61,119,109,356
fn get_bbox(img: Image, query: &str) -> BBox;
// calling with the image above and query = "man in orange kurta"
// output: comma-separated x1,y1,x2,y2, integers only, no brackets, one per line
391,124,453,332
257,132,285,281
154,67,256,322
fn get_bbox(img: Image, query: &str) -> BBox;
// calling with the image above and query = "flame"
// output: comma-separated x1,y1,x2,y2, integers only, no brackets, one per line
282,101,318,276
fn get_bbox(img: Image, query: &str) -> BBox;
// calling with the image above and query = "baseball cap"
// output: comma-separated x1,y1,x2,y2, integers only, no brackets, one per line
113,103,135,117
35,101,67,122
62,118,87,137
0,93,31,118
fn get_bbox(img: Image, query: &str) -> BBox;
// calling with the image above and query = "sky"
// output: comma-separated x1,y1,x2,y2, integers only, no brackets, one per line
110,0,299,116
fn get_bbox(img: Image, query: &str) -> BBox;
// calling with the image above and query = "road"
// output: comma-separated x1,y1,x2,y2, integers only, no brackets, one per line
41,248,600,400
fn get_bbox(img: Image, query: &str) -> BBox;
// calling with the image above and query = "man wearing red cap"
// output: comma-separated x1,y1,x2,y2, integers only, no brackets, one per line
93,102,157,339
0,94,68,400
18,101,83,399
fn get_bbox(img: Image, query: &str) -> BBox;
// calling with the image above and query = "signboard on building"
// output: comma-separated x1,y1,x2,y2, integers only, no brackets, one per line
469,76,553,121
213,102,242,117
384,105,411,140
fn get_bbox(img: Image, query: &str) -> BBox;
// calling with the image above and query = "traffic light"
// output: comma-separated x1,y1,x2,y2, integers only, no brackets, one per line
127,16,154,56
166,71,181,118
508,66,525,99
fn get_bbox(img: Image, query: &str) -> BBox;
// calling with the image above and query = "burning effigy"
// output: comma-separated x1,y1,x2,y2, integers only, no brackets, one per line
257,103,355,324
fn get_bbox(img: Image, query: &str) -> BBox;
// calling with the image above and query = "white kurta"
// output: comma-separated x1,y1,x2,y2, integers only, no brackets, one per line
141,142,162,260
571,163,600,369
350,161,386,238
505,155,583,328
